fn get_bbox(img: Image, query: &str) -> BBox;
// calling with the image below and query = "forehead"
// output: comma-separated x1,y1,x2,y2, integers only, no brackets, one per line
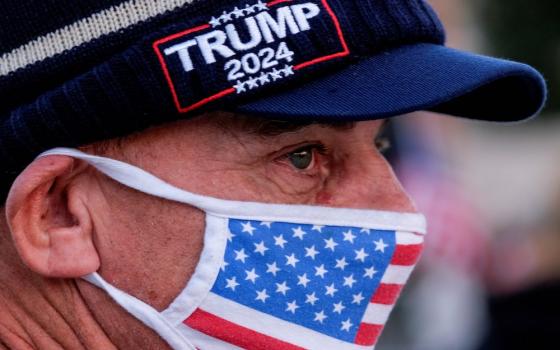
196,114,390,149
230,115,357,136
88,113,387,164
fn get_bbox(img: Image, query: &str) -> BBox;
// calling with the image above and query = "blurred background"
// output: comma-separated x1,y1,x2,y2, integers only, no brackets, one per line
379,0,560,349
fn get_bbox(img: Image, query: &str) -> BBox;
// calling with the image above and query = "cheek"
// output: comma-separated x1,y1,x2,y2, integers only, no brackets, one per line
262,163,327,202
176,164,318,205
318,151,417,212
93,181,206,310
315,191,333,205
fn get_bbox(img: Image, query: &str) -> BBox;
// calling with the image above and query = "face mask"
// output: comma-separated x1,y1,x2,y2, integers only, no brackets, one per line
40,148,427,350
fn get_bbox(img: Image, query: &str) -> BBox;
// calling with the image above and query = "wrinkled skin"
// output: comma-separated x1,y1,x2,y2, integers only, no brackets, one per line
0,112,416,349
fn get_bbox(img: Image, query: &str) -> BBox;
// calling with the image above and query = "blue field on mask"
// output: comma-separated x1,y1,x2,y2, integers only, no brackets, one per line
211,219,396,342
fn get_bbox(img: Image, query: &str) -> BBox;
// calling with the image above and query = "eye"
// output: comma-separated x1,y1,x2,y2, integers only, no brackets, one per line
288,147,315,170
284,144,327,171
374,121,392,154
375,136,392,154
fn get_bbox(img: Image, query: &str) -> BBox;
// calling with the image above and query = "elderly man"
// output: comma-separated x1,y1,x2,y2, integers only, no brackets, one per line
0,0,546,349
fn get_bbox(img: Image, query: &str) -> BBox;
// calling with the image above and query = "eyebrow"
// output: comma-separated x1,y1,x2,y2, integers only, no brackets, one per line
247,119,356,136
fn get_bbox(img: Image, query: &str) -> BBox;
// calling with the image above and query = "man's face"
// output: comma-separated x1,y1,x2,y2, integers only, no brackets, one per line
65,112,416,323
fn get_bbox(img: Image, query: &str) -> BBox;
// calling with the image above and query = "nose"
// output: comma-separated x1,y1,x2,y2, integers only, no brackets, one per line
323,149,417,213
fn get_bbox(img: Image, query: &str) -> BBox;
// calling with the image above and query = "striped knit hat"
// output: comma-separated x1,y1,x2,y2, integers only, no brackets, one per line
0,0,547,200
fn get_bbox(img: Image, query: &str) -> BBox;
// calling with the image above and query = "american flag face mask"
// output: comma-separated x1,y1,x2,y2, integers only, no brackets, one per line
40,148,427,350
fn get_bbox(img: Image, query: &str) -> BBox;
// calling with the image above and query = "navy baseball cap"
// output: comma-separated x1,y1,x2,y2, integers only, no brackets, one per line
145,0,546,122
236,43,546,122
0,0,548,198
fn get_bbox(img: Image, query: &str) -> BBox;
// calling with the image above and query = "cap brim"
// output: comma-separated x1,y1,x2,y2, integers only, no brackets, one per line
234,43,547,122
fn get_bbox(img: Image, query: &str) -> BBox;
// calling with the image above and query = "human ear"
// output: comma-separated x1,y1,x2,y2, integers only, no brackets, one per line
5,155,100,278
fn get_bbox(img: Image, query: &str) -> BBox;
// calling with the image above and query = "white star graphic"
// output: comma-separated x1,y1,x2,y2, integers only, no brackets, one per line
343,230,356,244
314,310,327,323
270,68,283,81
374,238,389,253
292,226,306,240
314,264,328,278
219,10,233,22
245,268,260,283
312,225,324,232
325,283,338,297
324,238,338,251
220,260,229,272
254,241,269,256
232,6,245,18
225,277,239,291
274,234,287,248
255,289,269,303
355,248,369,262
234,81,247,94
285,253,300,268
254,0,268,11
341,319,353,332
333,301,345,314
266,262,281,276
305,292,319,306
343,274,357,288
364,266,377,279
234,248,248,263
360,228,371,234
281,65,294,77
246,77,259,89
244,3,256,14
352,292,365,305
275,281,291,296
209,16,221,27
297,273,311,288
305,245,319,260
286,300,299,314
335,257,348,270
241,221,256,235
260,221,272,228
258,72,270,85
225,230,235,242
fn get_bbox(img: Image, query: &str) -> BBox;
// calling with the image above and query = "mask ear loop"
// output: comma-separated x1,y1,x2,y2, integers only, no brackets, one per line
39,147,216,211
84,273,197,350
37,148,197,349
38,148,427,233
